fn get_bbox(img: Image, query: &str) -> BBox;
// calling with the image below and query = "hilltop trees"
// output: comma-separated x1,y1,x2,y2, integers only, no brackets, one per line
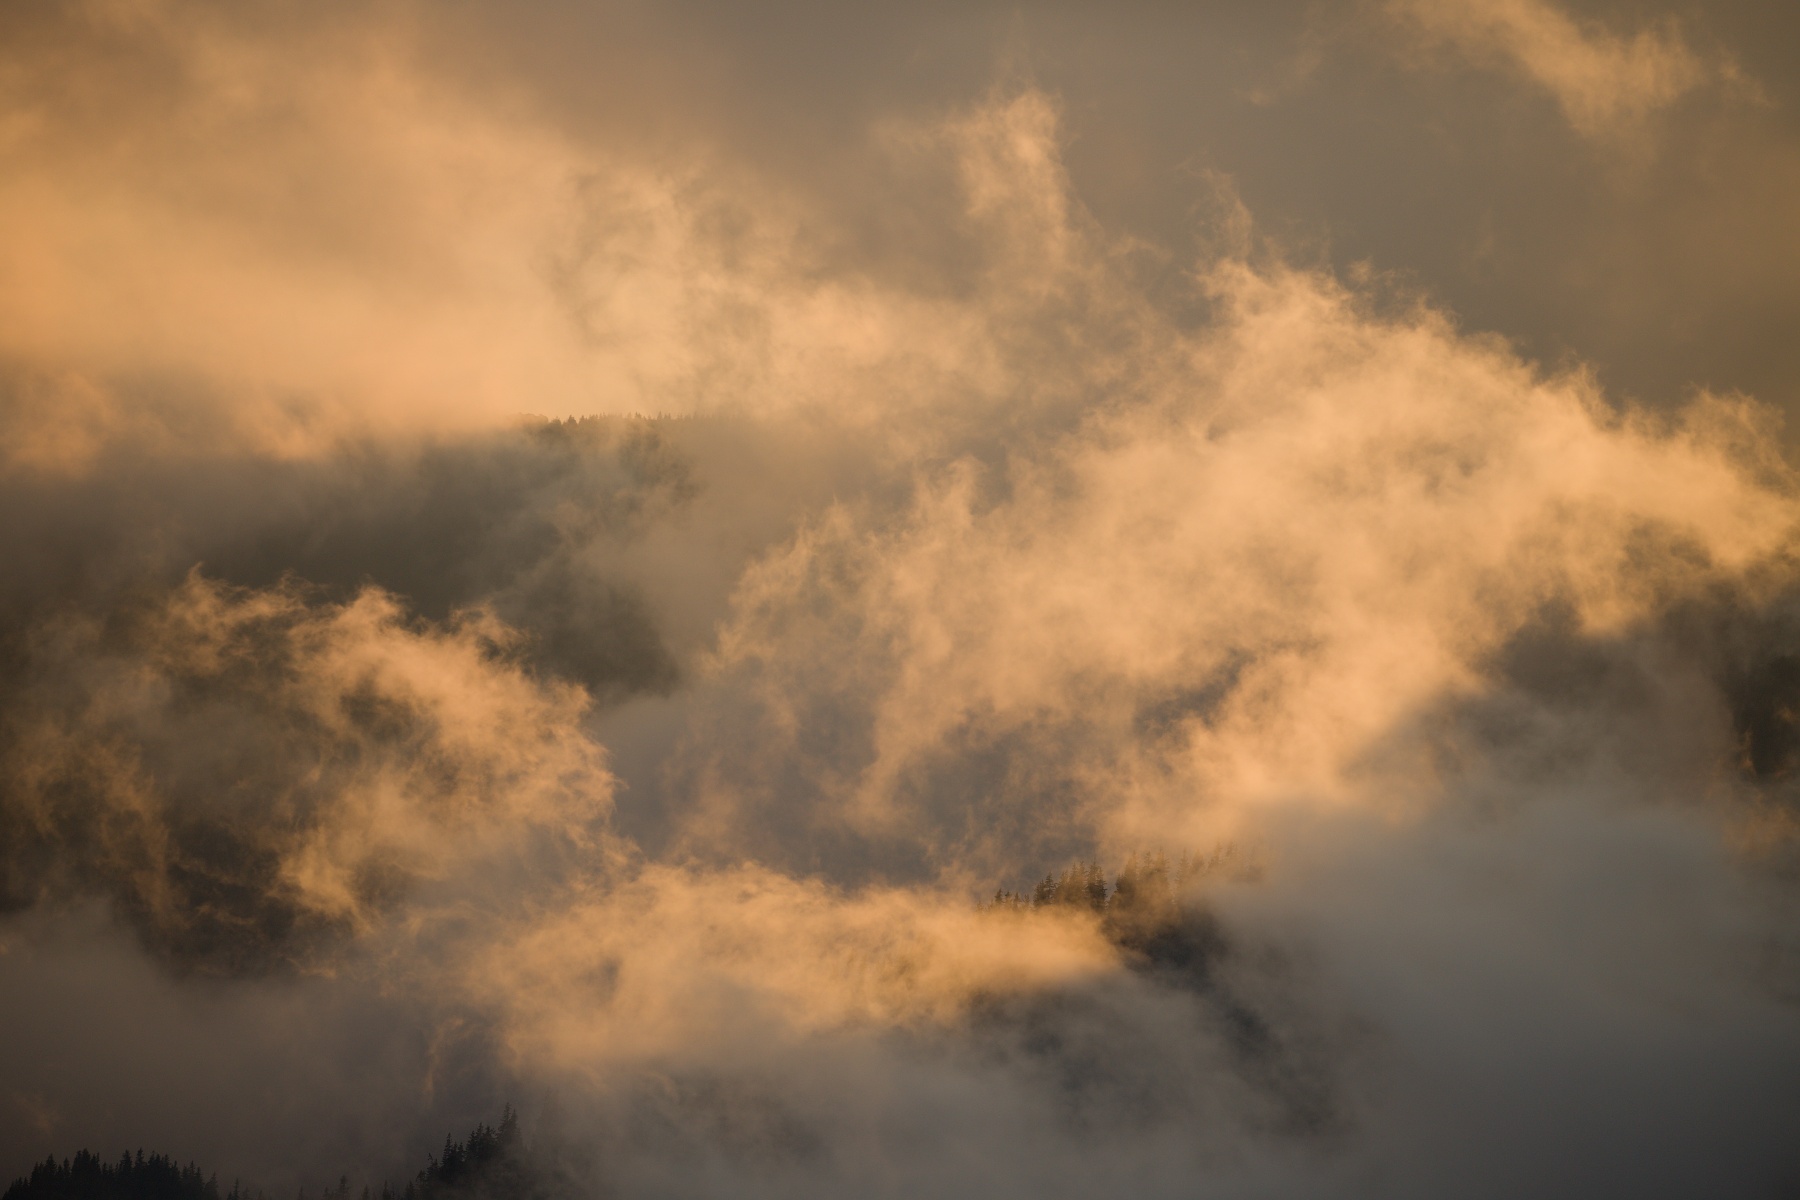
984,850,1249,974
992,860,1110,911
2,1110,539,1200
386,1108,535,1200
2,1151,221,1200
987,851,1218,919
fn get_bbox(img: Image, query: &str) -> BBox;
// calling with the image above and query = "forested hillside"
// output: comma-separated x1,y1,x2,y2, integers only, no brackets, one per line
3,1111,536,1200
5,855,1231,1200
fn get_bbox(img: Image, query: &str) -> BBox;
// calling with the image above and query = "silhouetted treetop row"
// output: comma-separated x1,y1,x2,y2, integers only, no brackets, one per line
986,850,1225,915
4,1109,538,1200
389,1107,532,1200
2,1151,221,1200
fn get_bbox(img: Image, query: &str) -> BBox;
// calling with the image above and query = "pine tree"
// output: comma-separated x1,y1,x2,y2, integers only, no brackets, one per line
1082,861,1098,908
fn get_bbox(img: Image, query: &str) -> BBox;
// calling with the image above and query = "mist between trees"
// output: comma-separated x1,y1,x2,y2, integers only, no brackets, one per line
979,850,1290,1038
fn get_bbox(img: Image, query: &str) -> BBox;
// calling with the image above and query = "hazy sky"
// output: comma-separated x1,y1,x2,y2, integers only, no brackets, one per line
2,3,1799,1198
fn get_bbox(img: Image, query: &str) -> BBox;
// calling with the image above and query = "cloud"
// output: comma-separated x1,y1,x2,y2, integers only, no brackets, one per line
2,12,1800,1194
0,4,1132,469
0,1,607,446
0,572,617,972
672,169,1797,885
1381,0,1727,138
481,92,1800,1192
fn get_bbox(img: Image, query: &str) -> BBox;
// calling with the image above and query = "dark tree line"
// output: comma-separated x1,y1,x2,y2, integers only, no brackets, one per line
985,850,1251,985
4,1109,539,1200
986,850,1220,917
0,1151,223,1200
384,1108,535,1200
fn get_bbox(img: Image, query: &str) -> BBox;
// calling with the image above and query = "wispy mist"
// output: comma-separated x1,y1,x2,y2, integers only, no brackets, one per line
3,3,1799,1198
